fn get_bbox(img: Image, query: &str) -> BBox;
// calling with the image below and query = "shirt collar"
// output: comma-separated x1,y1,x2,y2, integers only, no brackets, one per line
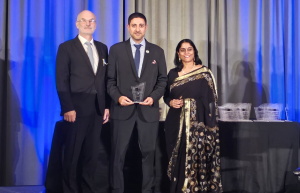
78,35,94,46
130,37,145,47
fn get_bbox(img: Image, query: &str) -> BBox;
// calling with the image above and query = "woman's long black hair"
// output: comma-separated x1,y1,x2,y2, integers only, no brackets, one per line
174,39,202,72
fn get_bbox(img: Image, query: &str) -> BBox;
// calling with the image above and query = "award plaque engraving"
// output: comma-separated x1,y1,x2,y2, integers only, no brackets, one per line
131,82,146,103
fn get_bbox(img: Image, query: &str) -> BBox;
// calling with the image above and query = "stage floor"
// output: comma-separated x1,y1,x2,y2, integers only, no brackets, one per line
0,186,158,193
0,186,45,193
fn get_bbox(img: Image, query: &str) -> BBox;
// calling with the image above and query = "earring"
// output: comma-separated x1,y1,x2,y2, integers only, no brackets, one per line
179,58,181,62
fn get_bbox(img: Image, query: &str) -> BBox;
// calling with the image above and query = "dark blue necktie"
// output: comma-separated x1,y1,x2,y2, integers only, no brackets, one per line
134,44,142,75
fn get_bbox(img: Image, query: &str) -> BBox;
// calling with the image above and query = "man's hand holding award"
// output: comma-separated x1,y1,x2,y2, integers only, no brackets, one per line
118,82,153,106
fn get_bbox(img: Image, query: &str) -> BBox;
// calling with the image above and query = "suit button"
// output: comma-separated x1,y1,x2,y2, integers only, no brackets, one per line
93,89,97,93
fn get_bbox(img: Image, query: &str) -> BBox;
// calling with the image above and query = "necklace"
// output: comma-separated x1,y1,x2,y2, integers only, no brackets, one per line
182,63,195,74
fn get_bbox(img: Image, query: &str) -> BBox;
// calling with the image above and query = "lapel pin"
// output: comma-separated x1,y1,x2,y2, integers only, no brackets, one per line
103,59,108,66
146,50,149,53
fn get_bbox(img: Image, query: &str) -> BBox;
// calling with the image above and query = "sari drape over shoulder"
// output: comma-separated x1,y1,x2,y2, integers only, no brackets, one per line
164,66,222,193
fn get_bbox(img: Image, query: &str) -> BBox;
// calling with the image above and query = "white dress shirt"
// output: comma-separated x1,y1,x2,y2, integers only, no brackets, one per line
78,35,99,74
130,38,146,77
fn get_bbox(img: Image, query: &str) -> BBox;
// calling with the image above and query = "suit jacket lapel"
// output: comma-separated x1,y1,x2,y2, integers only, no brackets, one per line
94,41,103,75
140,40,150,78
73,36,95,74
125,39,139,80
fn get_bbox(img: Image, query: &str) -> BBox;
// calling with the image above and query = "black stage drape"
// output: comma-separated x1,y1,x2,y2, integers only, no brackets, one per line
219,121,300,193
45,121,300,193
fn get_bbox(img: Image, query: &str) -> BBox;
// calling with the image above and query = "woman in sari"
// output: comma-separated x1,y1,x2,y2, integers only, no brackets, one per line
164,39,222,193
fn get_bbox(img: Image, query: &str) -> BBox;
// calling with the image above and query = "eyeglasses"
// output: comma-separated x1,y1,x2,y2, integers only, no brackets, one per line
77,19,96,23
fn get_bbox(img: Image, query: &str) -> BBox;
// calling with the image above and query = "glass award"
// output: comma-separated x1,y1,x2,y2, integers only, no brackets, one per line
131,82,146,103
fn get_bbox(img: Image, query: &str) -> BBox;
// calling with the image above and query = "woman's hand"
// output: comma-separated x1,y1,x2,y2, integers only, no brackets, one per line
170,99,183,108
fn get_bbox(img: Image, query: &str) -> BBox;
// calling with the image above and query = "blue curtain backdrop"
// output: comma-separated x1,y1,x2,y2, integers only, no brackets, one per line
0,0,299,186
1,0,123,185
284,0,300,121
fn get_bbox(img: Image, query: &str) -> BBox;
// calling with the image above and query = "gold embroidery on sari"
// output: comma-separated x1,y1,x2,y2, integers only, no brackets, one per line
182,99,191,192
167,68,222,192
174,67,210,82
167,102,185,179
207,69,218,97
170,71,215,94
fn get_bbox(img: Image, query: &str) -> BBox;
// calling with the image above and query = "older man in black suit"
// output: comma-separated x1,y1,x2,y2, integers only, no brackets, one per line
55,10,110,193
107,12,167,193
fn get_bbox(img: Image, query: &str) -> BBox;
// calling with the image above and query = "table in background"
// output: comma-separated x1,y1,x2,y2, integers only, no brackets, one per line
219,121,300,193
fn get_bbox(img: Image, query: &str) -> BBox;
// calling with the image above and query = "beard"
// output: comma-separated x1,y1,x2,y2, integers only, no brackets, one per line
132,33,144,41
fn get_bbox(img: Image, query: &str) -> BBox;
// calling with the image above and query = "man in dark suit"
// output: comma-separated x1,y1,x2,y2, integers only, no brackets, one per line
55,10,110,193
107,12,167,193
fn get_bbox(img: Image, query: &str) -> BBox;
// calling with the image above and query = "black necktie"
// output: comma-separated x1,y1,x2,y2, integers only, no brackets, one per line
134,44,142,75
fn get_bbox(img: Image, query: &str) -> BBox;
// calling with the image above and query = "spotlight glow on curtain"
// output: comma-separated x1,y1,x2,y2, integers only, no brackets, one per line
6,0,122,185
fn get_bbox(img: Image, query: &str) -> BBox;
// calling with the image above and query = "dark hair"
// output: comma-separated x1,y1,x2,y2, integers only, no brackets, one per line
174,39,202,72
128,12,147,25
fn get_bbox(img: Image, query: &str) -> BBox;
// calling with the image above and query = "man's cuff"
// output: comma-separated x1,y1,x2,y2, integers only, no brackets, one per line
149,94,158,103
113,94,122,105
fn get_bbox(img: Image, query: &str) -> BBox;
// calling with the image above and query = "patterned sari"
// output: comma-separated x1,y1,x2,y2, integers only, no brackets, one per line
164,66,222,193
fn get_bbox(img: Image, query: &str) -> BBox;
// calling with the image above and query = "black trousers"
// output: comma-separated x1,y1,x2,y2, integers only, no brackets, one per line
110,107,159,193
62,112,103,193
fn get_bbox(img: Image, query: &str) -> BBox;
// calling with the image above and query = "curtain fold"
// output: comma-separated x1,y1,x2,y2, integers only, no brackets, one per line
2,0,123,185
0,0,9,186
134,0,299,121
0,0,299,186
285,0,300,121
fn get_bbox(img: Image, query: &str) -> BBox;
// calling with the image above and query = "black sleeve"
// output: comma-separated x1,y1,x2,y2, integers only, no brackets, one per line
107,45,123,104
163,69,176,107
55,43,74,115
148,49,168,103
103,45,111,109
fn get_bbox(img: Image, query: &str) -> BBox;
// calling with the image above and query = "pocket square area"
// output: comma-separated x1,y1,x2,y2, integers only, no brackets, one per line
152,60,157,64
